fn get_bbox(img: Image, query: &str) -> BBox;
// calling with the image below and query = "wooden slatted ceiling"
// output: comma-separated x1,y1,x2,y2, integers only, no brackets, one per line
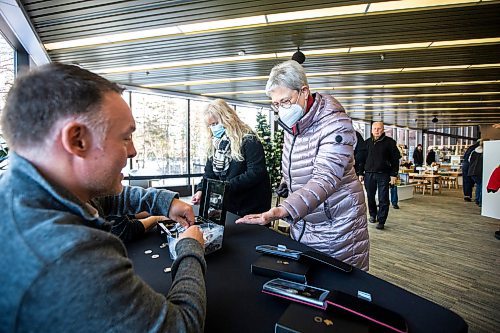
18,0,500,128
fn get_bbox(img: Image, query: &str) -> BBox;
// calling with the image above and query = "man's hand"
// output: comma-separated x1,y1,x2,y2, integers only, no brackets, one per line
236,207,288,226
358,175,364,182
168,198,195,227
390,176,397,185
179,226,205,247
191,191,202,205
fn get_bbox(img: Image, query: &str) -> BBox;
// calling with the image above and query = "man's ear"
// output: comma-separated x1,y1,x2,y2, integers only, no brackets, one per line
60,121,92,157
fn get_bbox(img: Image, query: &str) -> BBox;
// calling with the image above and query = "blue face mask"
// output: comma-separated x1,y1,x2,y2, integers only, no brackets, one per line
278,90,305,128
210,123,226,138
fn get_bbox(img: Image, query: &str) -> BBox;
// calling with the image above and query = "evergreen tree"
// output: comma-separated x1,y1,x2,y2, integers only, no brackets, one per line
255,111,284,190
270,128,284,189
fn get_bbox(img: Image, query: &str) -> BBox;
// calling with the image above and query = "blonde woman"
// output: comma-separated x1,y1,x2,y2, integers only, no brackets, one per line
192,99,272,216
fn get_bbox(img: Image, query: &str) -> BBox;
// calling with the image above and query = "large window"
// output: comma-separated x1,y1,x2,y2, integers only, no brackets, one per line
0,32,15,173
352,120,366,139
129,92,188,183
0,32,15,123
235,105,262,130
190,100,211,175
385,126,394,138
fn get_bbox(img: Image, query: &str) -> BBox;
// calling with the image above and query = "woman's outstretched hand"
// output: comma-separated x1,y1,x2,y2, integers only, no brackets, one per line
235,207,288,225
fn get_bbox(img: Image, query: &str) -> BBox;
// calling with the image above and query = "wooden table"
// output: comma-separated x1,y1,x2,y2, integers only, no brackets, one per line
409,173,442,195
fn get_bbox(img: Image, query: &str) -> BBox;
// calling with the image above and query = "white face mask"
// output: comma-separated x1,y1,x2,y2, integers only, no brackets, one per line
278,90,305,128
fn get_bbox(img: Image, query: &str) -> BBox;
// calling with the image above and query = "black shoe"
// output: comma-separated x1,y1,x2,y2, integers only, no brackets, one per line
392,204,400,209
495,231,500,240
369,217,377,223
376,223,385,230
475,201,480,205
464,197,472,202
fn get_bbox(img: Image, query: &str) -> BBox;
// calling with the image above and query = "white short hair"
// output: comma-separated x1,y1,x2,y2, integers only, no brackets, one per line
265,60,309,96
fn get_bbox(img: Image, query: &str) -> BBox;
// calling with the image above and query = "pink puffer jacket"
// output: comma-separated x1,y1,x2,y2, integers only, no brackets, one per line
280,93,369,271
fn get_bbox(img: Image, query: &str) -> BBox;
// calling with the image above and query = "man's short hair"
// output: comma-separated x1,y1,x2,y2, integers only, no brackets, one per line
1,63,123,150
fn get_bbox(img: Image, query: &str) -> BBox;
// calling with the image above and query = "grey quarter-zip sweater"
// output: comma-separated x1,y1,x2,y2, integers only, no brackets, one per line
0,153,206,332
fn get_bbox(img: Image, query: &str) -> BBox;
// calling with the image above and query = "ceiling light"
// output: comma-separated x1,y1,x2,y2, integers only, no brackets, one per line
351,42,432,52
367,0,477,13
45,26,182,50
266,4,368,22
178,15,267,33
468,63,500,69
202,89,266,96
142,75,268,88
402,65,469,72
431,37,500,47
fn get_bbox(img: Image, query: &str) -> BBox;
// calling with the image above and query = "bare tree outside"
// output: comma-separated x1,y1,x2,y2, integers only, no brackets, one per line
0,32,15,171
130,92,188,176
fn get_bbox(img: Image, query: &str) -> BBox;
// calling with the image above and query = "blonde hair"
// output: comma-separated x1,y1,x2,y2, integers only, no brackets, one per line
204,99,254,161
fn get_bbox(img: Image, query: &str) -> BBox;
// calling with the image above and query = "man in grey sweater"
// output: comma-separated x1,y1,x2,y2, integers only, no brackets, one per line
0,63,206,332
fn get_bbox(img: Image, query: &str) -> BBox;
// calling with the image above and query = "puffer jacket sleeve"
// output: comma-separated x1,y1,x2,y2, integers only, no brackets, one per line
281,116,355,223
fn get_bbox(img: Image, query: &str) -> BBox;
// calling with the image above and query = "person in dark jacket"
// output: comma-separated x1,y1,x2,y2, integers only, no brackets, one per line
359,122,401,230
412,144,424,172
426,148,437,166
192,99,272,216
462,141,480,202
468,140,484,206
106,213,166,243
354,131,367,176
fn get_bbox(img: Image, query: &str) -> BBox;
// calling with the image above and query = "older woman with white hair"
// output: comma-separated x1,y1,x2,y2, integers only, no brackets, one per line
236,60,369,271
192,99,271,216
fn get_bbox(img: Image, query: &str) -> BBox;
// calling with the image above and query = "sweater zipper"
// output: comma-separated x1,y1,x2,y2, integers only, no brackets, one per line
288,135,297,193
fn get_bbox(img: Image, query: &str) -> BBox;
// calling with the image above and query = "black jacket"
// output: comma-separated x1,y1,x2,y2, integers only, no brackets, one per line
468,149,483,177
462,142,479,169
412,148,424,166
426,150,436,166
354,131,367,176
197,135,272,216
361,133,400,177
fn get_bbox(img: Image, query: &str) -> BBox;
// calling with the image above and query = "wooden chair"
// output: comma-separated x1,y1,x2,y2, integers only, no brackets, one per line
448,176,458,189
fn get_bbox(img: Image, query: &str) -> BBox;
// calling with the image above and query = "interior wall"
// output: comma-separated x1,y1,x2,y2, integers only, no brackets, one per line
480,124,500,140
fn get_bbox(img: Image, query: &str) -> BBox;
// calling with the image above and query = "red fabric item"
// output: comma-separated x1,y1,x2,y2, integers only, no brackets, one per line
486,166,500,193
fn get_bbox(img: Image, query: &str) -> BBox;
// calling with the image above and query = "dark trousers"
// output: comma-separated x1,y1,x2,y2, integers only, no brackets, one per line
390,185,398,206
471,176,482,204
462,165,474,198
364,172,390,224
